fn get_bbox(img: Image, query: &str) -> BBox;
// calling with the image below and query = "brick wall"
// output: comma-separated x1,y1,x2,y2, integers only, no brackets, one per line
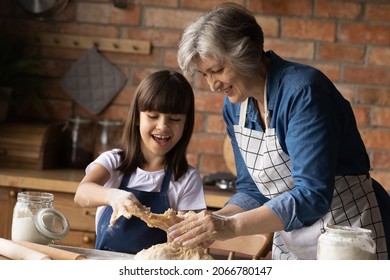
1,0,389,191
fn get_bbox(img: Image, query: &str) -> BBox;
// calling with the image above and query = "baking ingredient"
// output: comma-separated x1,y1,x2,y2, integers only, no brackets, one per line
110,207,183,231
317,224,376,260
12,216,50,244
134,242,213,260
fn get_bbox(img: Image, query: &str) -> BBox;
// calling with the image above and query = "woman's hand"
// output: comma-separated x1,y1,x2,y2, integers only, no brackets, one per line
168,210,236,248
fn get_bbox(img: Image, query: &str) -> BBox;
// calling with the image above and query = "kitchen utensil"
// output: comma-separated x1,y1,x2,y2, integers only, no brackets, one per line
0,238,50,260
12,191,69,245
94,119,123,158
63,117,95,168
16,0,69,19
202,172,236,191
18,241,86,260
60,48,126,115
317,224,376,260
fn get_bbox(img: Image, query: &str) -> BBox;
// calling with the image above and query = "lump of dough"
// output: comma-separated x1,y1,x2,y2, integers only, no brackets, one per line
134,242,213,260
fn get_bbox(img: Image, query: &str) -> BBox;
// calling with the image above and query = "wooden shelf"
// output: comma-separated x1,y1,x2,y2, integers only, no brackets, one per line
25,33,151,55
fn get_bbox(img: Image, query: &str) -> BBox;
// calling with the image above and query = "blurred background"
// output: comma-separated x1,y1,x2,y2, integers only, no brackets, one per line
0,0,389,192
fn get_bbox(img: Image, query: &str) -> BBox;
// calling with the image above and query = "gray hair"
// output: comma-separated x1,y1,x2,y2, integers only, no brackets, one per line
178,2,264,78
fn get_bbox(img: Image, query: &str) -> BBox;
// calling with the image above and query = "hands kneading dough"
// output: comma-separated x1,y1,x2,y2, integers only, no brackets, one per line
108,188,183,231
109,204,213,260
110,206,184,231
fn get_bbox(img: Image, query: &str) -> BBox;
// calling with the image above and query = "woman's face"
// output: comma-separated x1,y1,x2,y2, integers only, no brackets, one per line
195,57,253,103
139,111,186,161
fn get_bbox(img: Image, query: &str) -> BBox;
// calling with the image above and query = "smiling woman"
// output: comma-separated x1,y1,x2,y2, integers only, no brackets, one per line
170,2,390,260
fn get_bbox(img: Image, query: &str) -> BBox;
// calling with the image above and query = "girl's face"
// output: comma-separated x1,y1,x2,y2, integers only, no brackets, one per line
139,111,186,162
195,56,253,103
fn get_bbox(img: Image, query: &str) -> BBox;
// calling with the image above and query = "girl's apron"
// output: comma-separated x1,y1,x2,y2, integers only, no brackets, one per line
95,170,171,254
233,85,387,259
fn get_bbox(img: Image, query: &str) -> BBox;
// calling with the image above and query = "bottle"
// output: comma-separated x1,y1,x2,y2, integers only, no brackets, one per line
64,117,95,168
11,191,69,245
316,224,376,260
94,119,123,158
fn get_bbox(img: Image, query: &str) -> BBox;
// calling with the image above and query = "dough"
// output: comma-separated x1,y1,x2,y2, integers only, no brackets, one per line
110,207,182,231
134,242,213,260
112,207,208,259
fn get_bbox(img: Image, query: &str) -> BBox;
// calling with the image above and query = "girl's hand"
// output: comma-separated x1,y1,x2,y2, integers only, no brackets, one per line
168,210,236,248
108,189,144,226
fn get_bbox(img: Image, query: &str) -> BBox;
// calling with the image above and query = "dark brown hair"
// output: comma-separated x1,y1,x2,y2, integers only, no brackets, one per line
116,70,195,181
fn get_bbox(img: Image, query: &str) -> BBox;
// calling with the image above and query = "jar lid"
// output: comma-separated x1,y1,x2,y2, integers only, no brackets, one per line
17,191,54,204
69,117,93,124
325,224,372,236
33,208,70,240
97,119,123,126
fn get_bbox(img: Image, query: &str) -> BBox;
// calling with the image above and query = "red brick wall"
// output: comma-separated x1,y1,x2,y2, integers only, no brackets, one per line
1,0,389,191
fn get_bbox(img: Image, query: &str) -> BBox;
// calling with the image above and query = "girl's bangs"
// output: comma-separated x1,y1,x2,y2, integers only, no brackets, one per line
138,77,191,115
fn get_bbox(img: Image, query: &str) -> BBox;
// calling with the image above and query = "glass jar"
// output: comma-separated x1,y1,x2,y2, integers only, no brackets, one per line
11,191,69,245
64,117,95,168
94,119,123,158
317,224,376,260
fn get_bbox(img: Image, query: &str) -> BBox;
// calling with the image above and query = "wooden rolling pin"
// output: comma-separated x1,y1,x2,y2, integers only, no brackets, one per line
18,241,87,260
0,238,51,260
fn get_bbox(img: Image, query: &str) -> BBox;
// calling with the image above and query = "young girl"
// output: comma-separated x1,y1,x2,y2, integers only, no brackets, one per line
74,70,206,254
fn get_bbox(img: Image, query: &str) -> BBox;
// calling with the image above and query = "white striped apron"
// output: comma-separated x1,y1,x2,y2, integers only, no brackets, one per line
233,86,387,259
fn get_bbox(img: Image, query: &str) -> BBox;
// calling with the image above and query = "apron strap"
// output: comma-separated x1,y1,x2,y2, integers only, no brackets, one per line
160,169,172,192
119,174,130,189
239,98,248,127
264,79,270,129
239,77,269,129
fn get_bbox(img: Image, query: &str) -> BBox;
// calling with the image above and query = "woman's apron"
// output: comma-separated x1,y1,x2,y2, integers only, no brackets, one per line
95,170,171,254
233,86,387,260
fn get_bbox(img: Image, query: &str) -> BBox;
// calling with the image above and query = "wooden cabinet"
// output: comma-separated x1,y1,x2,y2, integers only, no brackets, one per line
0,186,97,248
0,168,97,248
0,187,17,239
52,191,96,248
0,168,233,250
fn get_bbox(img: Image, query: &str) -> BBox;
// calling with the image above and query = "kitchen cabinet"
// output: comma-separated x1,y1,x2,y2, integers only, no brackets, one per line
0,168,96,248
50,191,96,248
0,187,17,239
0,168,232,249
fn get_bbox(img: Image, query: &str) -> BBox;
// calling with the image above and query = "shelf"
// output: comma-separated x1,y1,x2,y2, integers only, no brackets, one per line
25,33,151,55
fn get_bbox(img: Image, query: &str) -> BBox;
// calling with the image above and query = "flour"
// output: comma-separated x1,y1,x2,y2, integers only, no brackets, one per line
11,216,50,245
317,237,375,260
317,224,376,260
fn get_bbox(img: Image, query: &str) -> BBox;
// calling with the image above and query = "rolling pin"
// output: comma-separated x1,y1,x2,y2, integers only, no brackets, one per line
18,241,87,260
0,238,51,260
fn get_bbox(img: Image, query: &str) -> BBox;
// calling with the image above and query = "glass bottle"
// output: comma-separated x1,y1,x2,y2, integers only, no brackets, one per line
64,117,95,168
94,119,123,158
11,191,69,245
316,224,376,260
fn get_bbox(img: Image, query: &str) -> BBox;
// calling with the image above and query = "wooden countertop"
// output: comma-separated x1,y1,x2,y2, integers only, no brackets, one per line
0,168,233,208
0,168,84,193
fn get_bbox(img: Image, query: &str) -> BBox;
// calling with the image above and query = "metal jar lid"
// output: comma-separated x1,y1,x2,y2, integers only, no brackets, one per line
33,208,70,240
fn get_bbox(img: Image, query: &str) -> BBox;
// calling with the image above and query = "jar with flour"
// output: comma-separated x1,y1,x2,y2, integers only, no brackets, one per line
11,191,69,245
316,224,376,260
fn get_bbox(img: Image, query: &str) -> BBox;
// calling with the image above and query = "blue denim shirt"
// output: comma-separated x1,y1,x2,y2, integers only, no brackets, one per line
223,51,370,231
